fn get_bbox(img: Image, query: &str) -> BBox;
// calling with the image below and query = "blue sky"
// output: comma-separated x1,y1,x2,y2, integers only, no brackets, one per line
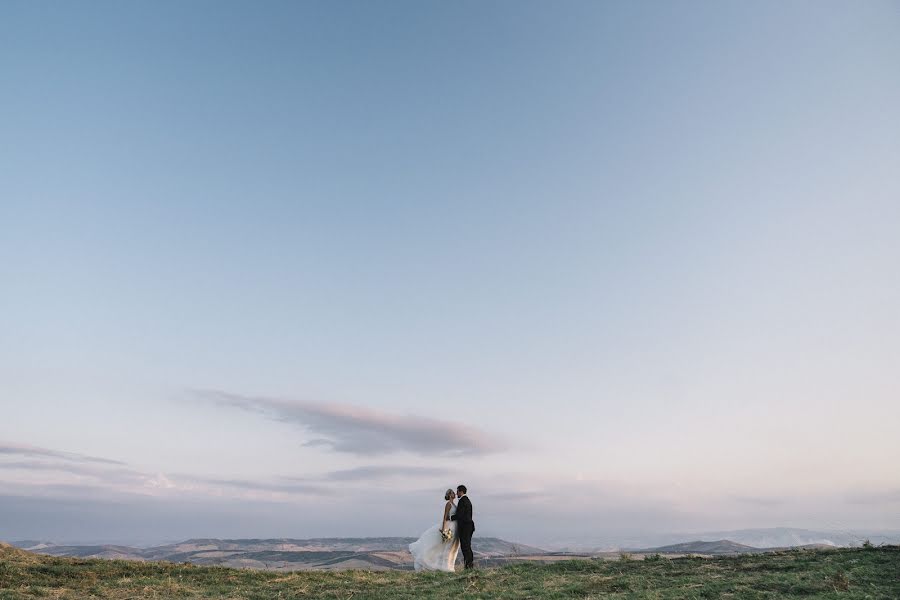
1,1,899,546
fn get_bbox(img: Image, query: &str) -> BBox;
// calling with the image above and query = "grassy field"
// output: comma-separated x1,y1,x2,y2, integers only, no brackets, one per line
2,543,898,599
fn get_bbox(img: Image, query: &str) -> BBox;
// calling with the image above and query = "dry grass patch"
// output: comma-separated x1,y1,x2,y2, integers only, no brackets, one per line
1,545,899,599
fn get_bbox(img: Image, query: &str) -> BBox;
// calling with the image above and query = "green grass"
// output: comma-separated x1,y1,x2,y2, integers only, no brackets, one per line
2,544,899,599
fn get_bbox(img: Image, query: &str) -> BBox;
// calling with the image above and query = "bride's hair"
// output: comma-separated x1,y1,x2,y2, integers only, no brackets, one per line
444,488,454,501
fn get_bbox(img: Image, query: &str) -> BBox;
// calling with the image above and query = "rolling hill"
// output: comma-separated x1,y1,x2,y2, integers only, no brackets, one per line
640,539,760,554
10,537,545,571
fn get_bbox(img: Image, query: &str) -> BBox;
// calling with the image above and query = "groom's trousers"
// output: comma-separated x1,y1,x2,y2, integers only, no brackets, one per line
458,523,475,569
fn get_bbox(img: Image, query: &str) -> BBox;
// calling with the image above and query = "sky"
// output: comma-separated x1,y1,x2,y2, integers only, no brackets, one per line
1,0,899,547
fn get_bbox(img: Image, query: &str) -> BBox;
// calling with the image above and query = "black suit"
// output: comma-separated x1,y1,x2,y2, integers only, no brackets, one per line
450,495,475,568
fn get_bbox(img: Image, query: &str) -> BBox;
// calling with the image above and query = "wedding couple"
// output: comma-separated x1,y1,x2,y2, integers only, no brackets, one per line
408,484,475,571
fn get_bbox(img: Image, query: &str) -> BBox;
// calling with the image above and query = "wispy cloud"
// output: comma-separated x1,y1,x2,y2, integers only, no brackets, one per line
0,442,178,495
0,442,331,501
316,465,451,482
194,390,508,456
0,458,144,482
0,442,126,465
198,477,333,496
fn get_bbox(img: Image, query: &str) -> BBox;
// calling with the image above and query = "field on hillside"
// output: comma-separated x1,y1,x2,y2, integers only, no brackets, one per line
1,543,899,599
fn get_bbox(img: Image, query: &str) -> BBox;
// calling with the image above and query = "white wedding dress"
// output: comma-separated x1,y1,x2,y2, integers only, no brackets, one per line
409,502,460,572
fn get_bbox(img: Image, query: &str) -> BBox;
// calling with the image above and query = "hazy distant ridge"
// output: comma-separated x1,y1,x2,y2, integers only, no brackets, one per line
12,537,546,571
551,528,900,553
640,540,760,555
14,528,900,571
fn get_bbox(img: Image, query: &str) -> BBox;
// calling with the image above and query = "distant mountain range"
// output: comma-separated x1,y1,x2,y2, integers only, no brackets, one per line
548,528,900,553
640,540,760,555
633,539,835,555
11,528,900,570
10,537,546,571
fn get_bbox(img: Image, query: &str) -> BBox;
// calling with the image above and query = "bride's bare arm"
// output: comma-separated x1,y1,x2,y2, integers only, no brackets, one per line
441,501,452,527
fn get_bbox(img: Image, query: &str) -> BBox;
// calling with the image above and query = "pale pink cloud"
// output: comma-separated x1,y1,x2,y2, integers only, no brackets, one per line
195,389,508,456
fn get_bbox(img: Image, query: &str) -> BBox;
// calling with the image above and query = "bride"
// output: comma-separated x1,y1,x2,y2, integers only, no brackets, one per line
408,488,460,572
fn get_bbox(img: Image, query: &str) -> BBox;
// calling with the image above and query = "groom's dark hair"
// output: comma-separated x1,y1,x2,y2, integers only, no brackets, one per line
457,484,467,494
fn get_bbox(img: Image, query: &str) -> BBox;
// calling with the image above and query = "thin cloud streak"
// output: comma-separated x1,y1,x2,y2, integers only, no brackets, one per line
0,442,126,466
0,442,332,500
0,458,145,482
195,389,508,456
316,465,452,482
199,477,334,496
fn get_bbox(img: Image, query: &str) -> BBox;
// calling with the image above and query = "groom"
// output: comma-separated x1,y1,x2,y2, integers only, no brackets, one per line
450,484,475,569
